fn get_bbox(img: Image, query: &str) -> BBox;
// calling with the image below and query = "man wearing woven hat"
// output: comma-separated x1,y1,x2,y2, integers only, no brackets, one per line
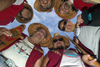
41,33,90,67
54,0,98,19
0,0,33,25
0,23,51,67
58,19,100,66
34,0,56,12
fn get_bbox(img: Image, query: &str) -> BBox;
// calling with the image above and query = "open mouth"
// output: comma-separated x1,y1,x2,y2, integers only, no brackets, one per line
67,25,70,29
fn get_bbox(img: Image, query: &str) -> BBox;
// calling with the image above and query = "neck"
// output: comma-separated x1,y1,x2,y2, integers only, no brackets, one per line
72,23,76,32
28,37,36,45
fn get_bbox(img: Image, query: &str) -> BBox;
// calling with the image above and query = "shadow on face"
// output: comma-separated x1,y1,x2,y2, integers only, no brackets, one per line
53,37,65,49
18,7,33,20
59,19,74,32
39,0,52,10
30,28,47,44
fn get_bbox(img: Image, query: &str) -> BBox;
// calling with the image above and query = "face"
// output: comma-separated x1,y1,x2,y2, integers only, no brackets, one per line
21,8,32,20
60,20,75,32
53,37,65,49
59,0,73,15
39,0,52,9
30,28,47,44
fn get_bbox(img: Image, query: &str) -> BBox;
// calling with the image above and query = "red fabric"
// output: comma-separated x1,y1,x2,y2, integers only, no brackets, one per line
26,45,43,67
47,49,63,67
0,1,24,25
73,23,94,56
0,33,43,67
74,0,93,11
73,37,94,56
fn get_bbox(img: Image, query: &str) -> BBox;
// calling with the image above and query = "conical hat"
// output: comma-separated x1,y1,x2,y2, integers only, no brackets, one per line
48,32,70,49
28,23,51,47
54,0,78,19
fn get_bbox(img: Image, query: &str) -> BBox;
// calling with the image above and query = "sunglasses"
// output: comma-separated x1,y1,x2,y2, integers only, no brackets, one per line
38,29,47,37
53,38,64,43
62,20,68,31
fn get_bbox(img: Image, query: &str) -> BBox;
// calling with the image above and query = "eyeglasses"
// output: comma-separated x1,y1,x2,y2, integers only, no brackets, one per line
53,38,64,43
64,3,70,10
38,29,47,37
62,20,68,31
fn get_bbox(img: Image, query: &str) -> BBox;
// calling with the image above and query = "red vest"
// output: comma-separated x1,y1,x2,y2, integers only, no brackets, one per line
74,0,93,11
0,1,24,25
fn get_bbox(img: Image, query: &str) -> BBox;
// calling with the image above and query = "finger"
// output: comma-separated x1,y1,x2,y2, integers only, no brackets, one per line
2,31,12,37
89,59,97,66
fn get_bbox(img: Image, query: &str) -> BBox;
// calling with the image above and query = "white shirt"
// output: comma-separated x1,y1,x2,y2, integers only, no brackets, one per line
13,0,24,5
60,50,85,67
2,37,34,67
74,26,100,58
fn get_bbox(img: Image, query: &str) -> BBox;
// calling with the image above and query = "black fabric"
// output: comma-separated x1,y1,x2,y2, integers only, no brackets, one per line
82,4,100,26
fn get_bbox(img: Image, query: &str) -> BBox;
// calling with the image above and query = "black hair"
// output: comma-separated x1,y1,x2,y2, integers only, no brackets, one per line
58,19,68,31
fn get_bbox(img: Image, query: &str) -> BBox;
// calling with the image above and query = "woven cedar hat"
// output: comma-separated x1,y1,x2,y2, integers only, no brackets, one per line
16,3,33,23
54,0,77,19
34,0,57,12
48,32,70,48
28,23,51,47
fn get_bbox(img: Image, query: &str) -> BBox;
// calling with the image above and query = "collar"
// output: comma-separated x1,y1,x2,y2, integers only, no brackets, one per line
70,0,74,3
23,37,34,49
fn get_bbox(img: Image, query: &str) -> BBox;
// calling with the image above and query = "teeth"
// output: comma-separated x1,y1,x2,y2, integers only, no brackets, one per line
44,1,47,3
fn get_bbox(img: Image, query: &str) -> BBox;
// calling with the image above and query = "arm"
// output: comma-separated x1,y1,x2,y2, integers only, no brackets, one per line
41,54,49,67
0,0,16,12
82,0,98,4
0,27,12,37
82,54,97,66
34,55,43,67
76,14,84,27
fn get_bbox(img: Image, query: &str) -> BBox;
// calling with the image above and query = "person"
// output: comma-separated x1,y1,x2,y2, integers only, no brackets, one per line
41,32,91,67
34,0,57,12
54,0,98,19
0,23,51,67
58,19,100,66
0,0,33,25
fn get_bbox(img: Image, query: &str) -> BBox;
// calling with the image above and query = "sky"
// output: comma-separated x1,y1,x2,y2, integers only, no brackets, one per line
0,0,82,55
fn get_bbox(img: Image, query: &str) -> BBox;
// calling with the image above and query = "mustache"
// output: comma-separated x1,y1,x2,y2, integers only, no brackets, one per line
56,42,62,45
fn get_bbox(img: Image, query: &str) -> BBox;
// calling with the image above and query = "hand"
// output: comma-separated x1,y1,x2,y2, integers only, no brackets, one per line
0,27,12,37
82,54,97,66
77,14,84,24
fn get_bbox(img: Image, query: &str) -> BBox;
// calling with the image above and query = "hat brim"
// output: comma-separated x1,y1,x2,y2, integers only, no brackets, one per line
54,0,78,19
28,23,51,47
34,0,57,12
16,3,33,23
48,35,70,49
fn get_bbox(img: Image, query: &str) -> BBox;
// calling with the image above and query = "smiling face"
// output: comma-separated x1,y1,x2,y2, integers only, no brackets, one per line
53,37,65,49
59,0,73,15
18,8,32,20
59,20,75,32
39,0,52,9
21,8,32,19
29,28,47,44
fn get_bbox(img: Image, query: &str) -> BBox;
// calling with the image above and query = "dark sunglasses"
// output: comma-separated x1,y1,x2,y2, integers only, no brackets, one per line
62,20,68,31
53,38,64,43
